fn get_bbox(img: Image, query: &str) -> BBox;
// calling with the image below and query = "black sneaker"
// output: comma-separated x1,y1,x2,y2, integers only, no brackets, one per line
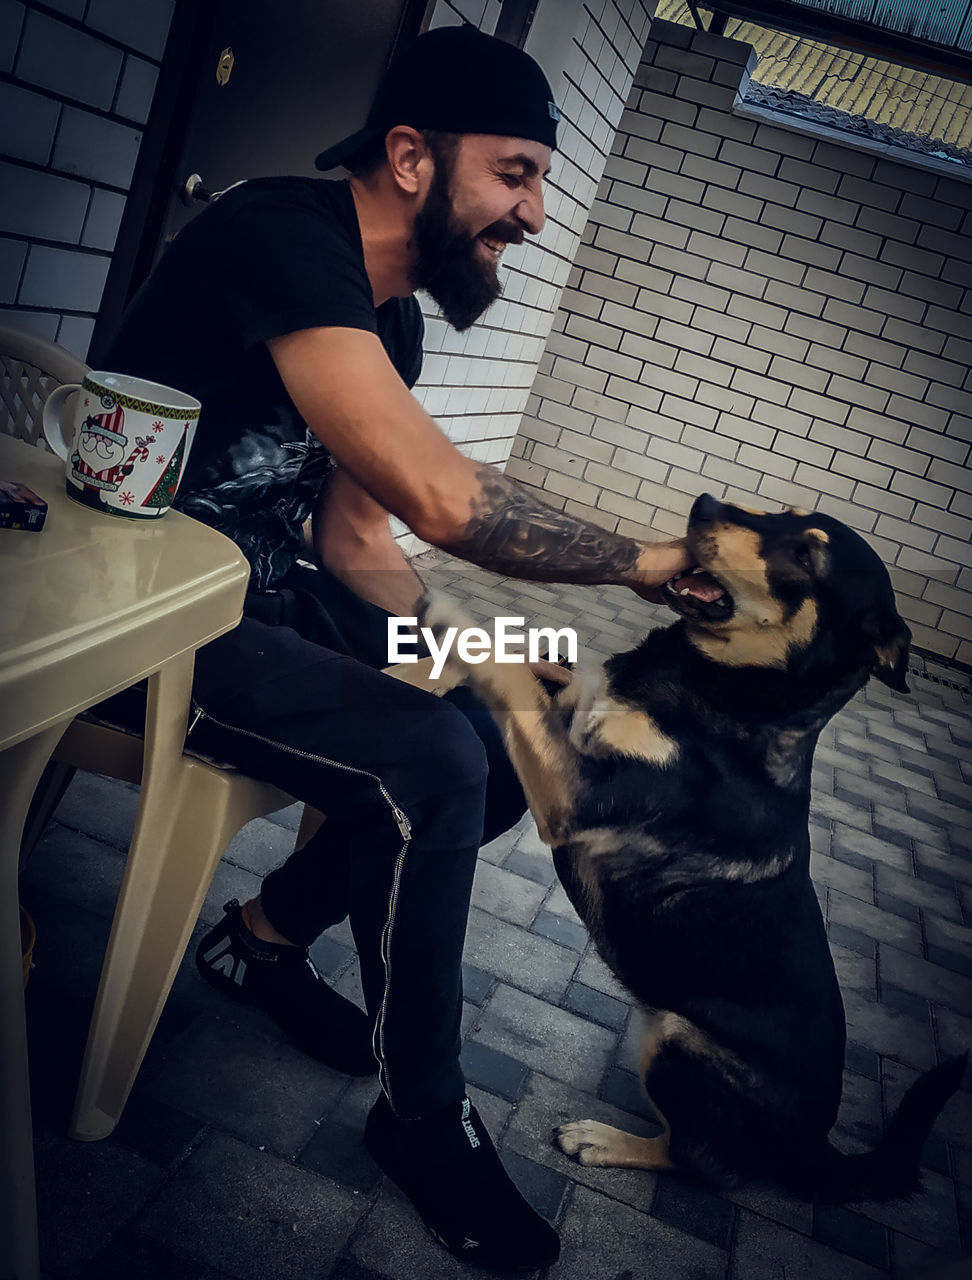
195,899,376,1076
364,1091,560,1271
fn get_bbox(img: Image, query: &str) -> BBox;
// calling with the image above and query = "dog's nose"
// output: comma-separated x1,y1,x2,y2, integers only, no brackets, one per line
691,493,721,523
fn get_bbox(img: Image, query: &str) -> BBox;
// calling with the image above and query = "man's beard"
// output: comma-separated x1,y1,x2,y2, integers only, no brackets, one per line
410,166,511,332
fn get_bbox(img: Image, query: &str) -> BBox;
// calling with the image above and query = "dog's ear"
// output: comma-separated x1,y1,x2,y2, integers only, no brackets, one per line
862,603,912,693
803,527,831,576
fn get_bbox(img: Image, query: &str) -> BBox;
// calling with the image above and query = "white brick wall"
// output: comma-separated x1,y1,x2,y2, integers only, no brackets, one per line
399,0,655,553
0,0,174,356
514,17,972,666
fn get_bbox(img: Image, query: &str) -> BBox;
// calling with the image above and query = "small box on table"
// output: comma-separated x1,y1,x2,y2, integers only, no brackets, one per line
0,480,48,531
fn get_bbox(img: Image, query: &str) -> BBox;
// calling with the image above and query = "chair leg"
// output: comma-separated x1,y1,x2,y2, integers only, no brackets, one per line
20,759,77,866
294,804,325,851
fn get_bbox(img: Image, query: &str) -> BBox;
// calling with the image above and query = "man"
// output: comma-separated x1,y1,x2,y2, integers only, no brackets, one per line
104,24,690,1271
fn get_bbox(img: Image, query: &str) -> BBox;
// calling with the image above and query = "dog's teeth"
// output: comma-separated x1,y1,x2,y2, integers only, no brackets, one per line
679,588,691,596
690,567,706,575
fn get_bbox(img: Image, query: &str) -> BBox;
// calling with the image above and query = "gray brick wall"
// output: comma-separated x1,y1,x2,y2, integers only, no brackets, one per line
513,17,972,666
0,0,174,356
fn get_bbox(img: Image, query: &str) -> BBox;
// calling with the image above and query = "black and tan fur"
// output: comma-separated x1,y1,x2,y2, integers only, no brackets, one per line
420,493,966,1204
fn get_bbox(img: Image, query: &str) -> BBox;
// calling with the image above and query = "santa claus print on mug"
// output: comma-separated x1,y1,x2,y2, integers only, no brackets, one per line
41,372,201,520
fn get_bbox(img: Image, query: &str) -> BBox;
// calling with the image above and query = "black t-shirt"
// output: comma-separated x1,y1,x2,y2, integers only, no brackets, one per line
104,177,424,588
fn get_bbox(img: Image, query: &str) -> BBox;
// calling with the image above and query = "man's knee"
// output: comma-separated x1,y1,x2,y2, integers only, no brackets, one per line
400,698,489,805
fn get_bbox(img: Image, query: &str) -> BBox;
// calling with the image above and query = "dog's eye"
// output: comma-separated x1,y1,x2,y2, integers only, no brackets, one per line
794,545,813,571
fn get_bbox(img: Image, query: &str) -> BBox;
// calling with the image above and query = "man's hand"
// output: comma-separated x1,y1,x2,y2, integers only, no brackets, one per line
623,538,695,604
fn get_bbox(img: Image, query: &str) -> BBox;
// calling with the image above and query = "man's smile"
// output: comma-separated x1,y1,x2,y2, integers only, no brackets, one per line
478,235,504,257
477,225,523,260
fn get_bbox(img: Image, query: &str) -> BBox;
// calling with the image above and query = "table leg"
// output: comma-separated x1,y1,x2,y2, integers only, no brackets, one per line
0,722,70,1280
69,652,195,1142
70,650,292,1142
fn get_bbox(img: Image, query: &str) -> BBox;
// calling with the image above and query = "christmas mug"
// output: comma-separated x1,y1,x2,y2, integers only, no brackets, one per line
42,371,201,519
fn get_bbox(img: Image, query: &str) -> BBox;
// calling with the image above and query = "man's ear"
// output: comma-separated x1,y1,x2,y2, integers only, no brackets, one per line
863,605,912,693
384,125,430,196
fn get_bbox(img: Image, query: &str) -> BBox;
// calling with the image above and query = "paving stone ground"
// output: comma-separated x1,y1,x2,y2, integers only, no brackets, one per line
20,557,972,1280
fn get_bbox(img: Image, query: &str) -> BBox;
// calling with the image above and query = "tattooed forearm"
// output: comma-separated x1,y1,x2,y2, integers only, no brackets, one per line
438,467,642,582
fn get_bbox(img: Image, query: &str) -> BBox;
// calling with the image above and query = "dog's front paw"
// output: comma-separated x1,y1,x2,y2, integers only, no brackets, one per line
554,1119,623,1167
410,588,479,689
418,588,474,644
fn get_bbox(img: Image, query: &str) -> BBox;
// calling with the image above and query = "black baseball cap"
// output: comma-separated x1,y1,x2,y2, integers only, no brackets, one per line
314,24,560,171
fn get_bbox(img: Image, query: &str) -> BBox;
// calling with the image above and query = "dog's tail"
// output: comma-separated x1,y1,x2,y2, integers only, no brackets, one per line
805,1054,967,1204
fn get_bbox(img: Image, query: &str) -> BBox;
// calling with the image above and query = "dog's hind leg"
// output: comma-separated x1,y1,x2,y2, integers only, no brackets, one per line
555,1119,675,1171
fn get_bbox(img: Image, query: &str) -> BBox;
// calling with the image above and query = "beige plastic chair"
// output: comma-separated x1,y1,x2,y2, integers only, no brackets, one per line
1,323,322,1140
0,322,88,447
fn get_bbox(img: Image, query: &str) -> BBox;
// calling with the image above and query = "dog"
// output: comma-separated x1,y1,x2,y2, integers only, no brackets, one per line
419,492,966,1203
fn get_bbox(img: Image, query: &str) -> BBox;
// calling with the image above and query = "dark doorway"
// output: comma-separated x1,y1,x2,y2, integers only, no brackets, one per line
93,0,428,361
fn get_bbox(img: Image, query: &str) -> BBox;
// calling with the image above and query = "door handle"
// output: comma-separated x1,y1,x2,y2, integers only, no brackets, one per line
180,174,246,206
181,174,214,205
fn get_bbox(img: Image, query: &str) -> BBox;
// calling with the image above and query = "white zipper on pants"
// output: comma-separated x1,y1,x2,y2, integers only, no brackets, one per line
188,701,411,1105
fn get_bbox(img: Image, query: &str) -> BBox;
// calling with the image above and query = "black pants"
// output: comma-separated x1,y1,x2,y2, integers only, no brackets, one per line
188,563,527,1117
